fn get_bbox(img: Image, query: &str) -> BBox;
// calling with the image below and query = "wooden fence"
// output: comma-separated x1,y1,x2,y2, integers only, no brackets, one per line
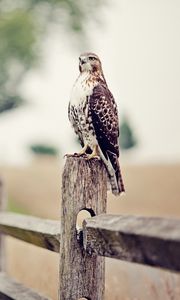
0,156,180,300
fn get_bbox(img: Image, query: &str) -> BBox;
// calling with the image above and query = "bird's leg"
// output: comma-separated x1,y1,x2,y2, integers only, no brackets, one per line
77,143,89,156
64,144,89,158
86,145,100,160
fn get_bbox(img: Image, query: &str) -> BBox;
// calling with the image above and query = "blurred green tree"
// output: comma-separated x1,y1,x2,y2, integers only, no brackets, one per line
29,143,59,156
0,0,105,114
119,116,137,150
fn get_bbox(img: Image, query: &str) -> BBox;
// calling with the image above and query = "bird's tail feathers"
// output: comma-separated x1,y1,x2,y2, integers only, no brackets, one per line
105,150,125,196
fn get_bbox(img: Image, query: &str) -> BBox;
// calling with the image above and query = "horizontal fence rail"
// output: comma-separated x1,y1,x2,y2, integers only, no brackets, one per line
0,212,180,273
1,158,180,300
0,273,50,300
83,214,180,272
0,212,60,252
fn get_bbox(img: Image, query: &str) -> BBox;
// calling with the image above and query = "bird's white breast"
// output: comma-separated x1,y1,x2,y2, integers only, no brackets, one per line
70,72,95,106
69,72,98,148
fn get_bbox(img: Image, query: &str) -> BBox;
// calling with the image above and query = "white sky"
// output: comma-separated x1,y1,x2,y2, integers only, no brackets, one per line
0,0,180,165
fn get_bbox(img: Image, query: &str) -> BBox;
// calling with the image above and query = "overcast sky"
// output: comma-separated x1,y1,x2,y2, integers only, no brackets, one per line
0,0,180,165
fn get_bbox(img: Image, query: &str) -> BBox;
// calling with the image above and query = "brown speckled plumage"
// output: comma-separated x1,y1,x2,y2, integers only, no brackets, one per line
68,52,125,195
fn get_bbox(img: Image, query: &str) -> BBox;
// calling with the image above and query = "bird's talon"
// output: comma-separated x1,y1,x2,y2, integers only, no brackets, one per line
64,153,79,158
64,152,88,158
74,152,88,157
64,154,71,158
86,155,100,160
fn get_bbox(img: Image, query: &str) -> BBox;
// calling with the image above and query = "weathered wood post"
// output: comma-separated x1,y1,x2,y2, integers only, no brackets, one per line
0,178,6,272
59,156,107,300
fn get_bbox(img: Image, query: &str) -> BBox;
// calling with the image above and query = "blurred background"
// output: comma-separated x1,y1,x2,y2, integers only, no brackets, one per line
0,0,180,299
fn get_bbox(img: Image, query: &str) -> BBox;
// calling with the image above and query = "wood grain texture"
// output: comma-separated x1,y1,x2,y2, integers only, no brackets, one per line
83,214,180,272
0,179,6,272
0,272,51,300
59,156,107,300
0,212,60,252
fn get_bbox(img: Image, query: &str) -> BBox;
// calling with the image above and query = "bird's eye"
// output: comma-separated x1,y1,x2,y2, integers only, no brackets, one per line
89,56,95,61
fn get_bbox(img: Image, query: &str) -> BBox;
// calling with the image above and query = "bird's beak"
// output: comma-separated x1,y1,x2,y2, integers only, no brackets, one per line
80,57,86,65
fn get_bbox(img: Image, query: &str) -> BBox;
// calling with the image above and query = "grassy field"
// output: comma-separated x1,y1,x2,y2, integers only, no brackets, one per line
1,157,180,299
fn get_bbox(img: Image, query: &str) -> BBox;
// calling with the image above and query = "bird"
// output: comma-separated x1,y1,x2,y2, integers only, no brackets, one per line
68,52,125,195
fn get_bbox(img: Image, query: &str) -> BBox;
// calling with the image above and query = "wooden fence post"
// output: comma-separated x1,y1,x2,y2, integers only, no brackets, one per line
59,156,107,300
0,178,6,272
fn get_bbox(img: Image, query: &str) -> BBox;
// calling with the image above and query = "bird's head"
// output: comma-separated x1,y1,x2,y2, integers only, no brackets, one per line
79,52,102,73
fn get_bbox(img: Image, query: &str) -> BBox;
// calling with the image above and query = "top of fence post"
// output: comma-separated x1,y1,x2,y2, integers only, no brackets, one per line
0,178,7,272
59,156,107,300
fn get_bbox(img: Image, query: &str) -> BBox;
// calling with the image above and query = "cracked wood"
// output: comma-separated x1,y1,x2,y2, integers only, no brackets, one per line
0,212,60,252
59,156,107,300
0,272,51,300
83,214,180,272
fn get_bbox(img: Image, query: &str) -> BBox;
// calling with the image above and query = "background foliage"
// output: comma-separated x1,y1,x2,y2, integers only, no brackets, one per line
0,0,104,114
29,143,59,156
120,116,137,150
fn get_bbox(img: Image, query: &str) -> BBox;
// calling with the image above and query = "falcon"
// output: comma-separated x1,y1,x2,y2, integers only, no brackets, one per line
68,52,125,195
